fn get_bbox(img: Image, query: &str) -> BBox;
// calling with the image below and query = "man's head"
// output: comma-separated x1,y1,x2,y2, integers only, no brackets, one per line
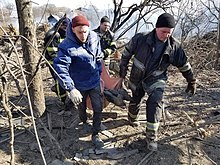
100,16,110,33
59,18,70,32
155,13,175,42
72,15,90,43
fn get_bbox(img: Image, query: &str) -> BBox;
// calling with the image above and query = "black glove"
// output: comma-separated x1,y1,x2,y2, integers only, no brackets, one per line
185,80,196,95
119,65,127,78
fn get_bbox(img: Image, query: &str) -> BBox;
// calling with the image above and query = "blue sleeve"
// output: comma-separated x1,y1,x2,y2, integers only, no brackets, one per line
97,60,102,75
53,49,75,91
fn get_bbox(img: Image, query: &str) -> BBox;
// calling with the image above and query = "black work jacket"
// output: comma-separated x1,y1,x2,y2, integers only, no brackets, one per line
120,29,189,90
93,27,116,57
44,26,66,61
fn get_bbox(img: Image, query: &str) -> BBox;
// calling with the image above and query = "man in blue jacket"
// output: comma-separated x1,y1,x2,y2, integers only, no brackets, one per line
53,15,104,148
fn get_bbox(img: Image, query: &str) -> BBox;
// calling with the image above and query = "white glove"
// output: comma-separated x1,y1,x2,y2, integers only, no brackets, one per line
69,89,83,105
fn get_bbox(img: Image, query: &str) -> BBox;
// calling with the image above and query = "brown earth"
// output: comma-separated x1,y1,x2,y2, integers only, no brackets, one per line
0,63,220,165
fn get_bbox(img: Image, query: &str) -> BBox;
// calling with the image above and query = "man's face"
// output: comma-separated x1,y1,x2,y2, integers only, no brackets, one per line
156,27,174,42
100,22,110,32
72,25,89,43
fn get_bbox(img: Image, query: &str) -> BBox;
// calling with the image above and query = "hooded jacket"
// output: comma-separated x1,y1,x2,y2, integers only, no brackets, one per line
53,22,102,92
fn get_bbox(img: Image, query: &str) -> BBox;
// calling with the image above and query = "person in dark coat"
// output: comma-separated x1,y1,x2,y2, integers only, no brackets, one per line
93,16,117,67
44,17,70,103
119,13,196,151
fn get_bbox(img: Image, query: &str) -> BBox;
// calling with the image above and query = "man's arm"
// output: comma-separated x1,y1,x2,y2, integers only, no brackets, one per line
102,30,117,59
119,35,138,78
53,49,75,92
44,30,61,61
180,64,196,95
174,46,196,95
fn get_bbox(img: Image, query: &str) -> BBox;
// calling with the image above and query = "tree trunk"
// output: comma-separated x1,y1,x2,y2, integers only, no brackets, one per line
15,0,45,117
216,8,220,69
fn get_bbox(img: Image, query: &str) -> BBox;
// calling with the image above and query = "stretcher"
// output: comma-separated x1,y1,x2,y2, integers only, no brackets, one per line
87,62,123,109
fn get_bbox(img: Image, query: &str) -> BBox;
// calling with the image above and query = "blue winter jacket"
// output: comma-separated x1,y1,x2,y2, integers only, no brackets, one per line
53,23,102,92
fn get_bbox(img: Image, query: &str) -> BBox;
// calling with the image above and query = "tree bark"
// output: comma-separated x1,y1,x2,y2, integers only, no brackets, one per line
15,0,45,117
216,8,220,69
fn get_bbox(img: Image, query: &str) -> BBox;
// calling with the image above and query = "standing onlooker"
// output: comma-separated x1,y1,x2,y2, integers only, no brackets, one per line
53,15,104,148
119,13,196,151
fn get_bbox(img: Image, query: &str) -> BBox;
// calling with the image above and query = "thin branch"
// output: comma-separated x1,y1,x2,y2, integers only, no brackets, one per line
1,76,15,165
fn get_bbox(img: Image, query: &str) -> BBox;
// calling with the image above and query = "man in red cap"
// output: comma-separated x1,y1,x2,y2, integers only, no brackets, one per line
53,15,104,149
119,13,196,151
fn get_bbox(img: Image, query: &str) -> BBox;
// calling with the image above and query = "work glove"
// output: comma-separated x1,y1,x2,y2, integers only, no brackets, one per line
185,80,196,95
96,53,104,62
103,50,109,60
69,89,83,105
119,65,127,78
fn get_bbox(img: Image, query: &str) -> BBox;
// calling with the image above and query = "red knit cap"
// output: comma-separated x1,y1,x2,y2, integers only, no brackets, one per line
72,15,90,28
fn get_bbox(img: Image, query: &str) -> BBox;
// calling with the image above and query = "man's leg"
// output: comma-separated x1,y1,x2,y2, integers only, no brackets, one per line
78,91,89,123
89,85,104,148
56,81,68,104
128,88,145,126
146,88,164,151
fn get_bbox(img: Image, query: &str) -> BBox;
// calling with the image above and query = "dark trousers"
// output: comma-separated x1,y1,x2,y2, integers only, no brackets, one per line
128,85,164,128
46,57,67,103
55,80,67,103
78,85,103,135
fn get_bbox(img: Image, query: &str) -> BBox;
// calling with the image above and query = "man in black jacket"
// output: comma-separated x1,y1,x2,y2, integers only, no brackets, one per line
93,16,117,67
119,13,196,151
44,17,70,104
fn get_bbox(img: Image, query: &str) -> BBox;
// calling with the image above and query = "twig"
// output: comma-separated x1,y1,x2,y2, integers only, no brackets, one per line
137,151,154,165
182,110,209,138
38,118,66,159
0,130,25,144
159,114,220,143
0,53,23,95
201,148,217,165
186,140,192,165
47,112,52,132
8,101,30,118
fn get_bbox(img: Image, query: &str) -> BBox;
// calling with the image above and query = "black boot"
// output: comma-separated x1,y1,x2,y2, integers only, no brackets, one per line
92,134,104,149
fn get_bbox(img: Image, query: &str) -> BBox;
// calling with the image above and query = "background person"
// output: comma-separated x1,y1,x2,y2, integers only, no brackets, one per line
93,16,117,68
44,17,70,104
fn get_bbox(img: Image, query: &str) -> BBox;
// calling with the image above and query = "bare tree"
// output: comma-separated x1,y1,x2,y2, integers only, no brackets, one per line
0,2,14,25
110,0,179,39
15,0,45,117
32,4,71,24
198,0,219,68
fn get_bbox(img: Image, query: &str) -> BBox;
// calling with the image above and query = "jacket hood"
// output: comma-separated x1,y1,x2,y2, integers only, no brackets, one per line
66,22,78,44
